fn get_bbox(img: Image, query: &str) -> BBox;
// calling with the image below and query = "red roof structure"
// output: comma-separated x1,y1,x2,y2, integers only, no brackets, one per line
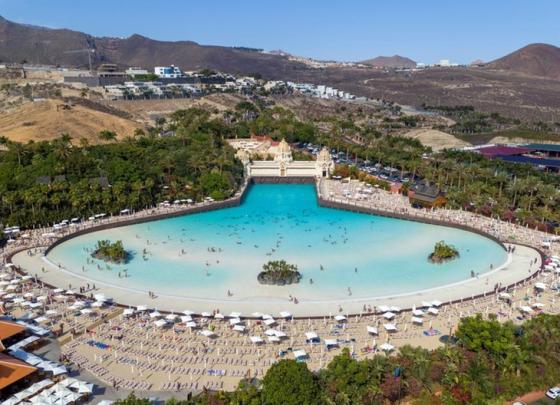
477,145,533,158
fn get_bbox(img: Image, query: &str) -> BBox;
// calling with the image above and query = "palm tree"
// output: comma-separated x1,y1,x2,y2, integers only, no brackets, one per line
98,130,117,143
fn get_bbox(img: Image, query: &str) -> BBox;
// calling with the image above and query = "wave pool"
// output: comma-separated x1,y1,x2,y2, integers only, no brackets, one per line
46,184,508,302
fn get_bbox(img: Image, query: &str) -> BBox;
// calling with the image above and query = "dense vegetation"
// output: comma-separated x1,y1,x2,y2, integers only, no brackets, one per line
92,240,129,264
0,121,243,228
1,102,559,233
114,313,560,404
429,241,459,263
257,260,301,285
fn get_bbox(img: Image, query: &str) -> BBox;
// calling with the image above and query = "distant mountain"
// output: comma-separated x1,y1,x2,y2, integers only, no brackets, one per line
0,16,307,77
360,55,416,68
486,43,560,80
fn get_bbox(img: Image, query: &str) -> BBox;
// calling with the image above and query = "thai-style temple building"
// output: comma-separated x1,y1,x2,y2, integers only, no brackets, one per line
234,138,334,178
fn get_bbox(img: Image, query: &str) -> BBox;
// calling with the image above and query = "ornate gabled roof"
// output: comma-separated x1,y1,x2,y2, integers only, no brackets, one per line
277,138,291,153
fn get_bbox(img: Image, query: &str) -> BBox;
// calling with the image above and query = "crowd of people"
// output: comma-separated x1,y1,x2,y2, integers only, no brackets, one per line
1,177,559,395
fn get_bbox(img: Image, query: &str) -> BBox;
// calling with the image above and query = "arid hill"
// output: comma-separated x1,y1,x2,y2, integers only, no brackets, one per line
361,55,416,68
0,99,141,143
0,16,307,77
1,16,560,122
486,43,560,80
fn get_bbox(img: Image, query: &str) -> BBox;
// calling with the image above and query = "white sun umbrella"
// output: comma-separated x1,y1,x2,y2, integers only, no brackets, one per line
166,313,179,322
233,324,246,332
80,308,93,315
264,329,278,336
324,339,338,347
94,294,107,302
334,315,347,322
534,282,546,290
293,349,308,360
91,301,104,308
377,305,390,312
382,312,396,320
431,300,443,307
366,326,378,335
13,297,24,304
250,336,263,344
383,323,397,332
201,311,212,318
214,312,225,319
251,312,264,318
136,305,148,312
149,310,162,318
305,331,319,340
427,307,439,315
262,313,273,320
186,321,197,328
519,305,533,314
274,330,287,338
53,288,64,293
380,342,395,352
229,317,242,325
532,302,545,309
64,290,75,295
123,308,135,316
182,310,195,316
498,292,511,299
411,316,423,324
264,318,276,326
45,309,58,316
389,306,401,313
421,301,432,308
279,311,292,318
180,315,193,323
229,311,242,318
200,329,216,337
412,309,425,317
154,319,168,328
267,335,280,343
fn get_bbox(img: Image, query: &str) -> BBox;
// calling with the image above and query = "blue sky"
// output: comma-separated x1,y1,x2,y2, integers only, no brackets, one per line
1,0,558,63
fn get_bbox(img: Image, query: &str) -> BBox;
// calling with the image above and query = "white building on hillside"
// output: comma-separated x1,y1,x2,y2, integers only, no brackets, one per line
154,65,183,78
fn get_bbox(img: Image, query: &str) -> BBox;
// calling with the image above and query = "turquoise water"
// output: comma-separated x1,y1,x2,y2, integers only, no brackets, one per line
47,184,507,301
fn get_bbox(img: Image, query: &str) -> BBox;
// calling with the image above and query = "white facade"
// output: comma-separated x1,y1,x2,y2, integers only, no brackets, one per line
246,139,334,178
126,67,149,76
154,65,183,78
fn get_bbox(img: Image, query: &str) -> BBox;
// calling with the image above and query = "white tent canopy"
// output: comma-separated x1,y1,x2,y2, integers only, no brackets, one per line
250,336,263,344
384,323,397,332
293,349,308,359
380,343,395,352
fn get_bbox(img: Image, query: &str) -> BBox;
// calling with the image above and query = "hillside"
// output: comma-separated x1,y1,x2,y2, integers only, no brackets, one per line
0,16,307,76
1,15,560,122
361,55,416,68
0,99,141,143
486,43,560,80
